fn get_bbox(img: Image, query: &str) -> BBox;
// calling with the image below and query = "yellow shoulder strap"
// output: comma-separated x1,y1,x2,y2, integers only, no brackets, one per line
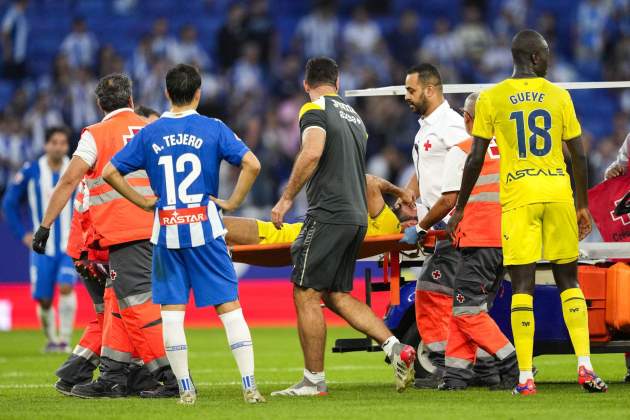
298,102,324,120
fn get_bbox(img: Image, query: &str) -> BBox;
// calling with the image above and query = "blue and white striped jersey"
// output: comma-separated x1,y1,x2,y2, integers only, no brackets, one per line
111,110,250,249
2,155,73,256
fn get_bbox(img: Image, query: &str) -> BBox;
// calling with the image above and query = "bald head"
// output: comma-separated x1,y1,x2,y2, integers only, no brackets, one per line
463,92,479,118
462,92,479,135
511,29,549,77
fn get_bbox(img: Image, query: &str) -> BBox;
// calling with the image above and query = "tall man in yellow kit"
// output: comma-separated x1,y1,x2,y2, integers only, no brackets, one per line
448,29,608,395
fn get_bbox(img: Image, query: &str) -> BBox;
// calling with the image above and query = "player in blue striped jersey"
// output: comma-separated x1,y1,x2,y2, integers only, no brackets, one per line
2,127,77,353
103,64,264,405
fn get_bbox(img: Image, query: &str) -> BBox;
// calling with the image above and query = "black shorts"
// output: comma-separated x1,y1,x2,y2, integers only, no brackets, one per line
290,217,366,292
452,247,504,315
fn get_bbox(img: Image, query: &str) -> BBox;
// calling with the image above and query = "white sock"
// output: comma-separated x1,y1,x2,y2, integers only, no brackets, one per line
304,368,325,384
381,336,400,358
219,308,256,390
37,305,57,343
161,310,193,392
578,356,593,371
519,370,534,383
58,291,77,344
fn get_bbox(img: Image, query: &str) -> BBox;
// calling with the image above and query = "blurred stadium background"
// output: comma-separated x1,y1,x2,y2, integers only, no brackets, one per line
0,0,628,328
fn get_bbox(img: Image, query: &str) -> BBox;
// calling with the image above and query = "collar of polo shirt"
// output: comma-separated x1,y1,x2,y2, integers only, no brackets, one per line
418,100,450,126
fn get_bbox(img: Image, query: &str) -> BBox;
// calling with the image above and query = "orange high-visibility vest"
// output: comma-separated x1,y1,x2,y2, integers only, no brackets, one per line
66,181,88,259
455,138,502,248
83,108,153,247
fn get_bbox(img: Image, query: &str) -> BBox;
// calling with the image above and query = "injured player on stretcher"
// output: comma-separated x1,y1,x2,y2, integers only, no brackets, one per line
224,174,418,246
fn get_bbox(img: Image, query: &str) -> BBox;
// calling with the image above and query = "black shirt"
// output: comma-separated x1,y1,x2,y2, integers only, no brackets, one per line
298,94,368,226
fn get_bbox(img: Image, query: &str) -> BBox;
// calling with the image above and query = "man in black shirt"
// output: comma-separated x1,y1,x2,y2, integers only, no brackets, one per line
270,57,416,396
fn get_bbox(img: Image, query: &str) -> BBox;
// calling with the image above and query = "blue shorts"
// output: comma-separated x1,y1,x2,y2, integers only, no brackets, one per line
152,239,238,308
30,252,77,300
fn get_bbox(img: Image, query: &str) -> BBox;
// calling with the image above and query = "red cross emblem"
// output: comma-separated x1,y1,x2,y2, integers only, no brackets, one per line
456,293,465,304
431,270,441,280
611,198,630,226
423,139,432,152
122,126,143,146
110,270,117,280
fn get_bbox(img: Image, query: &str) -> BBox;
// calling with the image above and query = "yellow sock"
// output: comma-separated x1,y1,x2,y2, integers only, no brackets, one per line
560,288,590,358
511,293,535,372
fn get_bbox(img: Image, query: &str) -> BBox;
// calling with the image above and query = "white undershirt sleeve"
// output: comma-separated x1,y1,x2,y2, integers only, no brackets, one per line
443,122,470,148
73,130,98,168
441,145,468,193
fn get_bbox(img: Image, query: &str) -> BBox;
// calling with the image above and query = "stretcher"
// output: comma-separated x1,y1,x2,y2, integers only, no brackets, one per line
230,231,444,306
230,233,630,358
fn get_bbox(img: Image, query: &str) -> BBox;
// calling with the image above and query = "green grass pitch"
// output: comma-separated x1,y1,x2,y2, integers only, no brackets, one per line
0,327,629,419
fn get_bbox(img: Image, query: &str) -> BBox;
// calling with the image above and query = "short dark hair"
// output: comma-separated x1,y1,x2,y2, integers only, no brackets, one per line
511,29,547,64
165,64,201,106
406,63,443,89
95,73,132,114
305,56,338,88
134,105,160,119
45,126,70,143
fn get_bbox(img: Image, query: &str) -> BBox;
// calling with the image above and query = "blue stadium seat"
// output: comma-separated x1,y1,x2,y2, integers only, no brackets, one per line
572,90,619,138
0,80,15,109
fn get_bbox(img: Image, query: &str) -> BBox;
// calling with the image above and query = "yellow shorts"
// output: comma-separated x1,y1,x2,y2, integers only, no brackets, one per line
256,220,303,245
501,202,578,265
366,205,401,237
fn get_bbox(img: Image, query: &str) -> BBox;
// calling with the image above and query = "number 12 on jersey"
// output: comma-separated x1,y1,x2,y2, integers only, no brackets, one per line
509,109,552,158
158,153,203,205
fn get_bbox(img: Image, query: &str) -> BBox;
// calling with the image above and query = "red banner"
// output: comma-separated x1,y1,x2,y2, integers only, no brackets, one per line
588,174,630,242
0,279,390,329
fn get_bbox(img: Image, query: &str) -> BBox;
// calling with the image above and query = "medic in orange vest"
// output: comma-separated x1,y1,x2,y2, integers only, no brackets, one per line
54,181,109,393
440,92,519,390
33,73,178,398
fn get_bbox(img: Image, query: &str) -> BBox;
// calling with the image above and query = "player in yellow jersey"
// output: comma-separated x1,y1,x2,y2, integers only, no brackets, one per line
447,29,607,395
224,174,417,246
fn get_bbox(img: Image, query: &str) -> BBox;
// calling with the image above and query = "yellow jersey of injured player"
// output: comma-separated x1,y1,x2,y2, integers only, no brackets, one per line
256,205,401,245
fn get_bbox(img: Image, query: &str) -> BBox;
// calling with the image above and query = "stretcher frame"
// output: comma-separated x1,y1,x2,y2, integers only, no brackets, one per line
230,236,630,355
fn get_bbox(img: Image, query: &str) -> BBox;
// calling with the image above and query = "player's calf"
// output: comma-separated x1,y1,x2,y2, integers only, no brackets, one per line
218,305,265,403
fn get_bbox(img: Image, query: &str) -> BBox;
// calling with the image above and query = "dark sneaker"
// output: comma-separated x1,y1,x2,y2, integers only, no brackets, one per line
139,383,179,398
469,374,500,388
54,379,75,396
492,354,519,391
126,364,160,396
71,379,127,399
413,373,441,389
437,380,467,391
625,371,630,383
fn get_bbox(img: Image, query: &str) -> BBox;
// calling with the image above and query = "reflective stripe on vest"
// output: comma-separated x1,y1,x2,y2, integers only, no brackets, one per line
455,137,502,247
469,191,500,203
90,185,155,205
475,173,500,186
85,170,148,190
